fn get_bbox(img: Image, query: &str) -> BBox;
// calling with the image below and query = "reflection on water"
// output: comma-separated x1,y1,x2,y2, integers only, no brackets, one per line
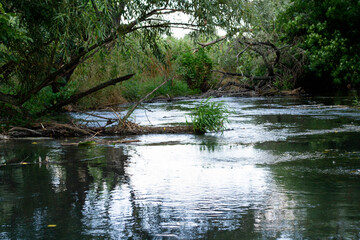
1,96,360,239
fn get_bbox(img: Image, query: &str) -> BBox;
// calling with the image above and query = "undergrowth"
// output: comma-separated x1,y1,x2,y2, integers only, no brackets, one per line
121,76,201,102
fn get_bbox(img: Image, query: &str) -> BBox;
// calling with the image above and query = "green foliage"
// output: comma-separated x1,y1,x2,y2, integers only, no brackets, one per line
71,36,201,108
279,0,360,89
353,96,360,107
210,0,302,90
178,48,213,92
121,76,199,102
0,0,246,122
0,3,32,64
187,98,230,134
273,76,294,90
22,81,78,115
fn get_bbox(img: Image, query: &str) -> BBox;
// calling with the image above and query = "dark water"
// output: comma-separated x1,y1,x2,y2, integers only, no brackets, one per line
1,96,360,239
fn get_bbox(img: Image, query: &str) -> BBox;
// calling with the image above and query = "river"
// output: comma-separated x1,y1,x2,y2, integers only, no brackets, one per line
1,96,360,239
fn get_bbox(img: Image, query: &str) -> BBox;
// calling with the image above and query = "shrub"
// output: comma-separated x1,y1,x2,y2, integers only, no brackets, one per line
187,97,230,134
178,48,213,92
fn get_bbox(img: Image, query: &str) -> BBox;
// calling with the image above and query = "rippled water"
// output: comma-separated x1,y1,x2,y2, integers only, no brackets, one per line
1,96,360,239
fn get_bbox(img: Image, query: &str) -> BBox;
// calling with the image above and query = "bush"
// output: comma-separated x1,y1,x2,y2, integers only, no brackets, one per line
187,98,230,134
279,0,360,90
178,48,213,92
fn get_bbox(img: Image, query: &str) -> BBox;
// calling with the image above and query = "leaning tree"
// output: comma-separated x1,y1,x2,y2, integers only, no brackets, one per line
0,0,243,120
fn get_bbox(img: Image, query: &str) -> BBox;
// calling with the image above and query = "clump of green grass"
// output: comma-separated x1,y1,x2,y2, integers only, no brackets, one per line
353,96,360,107
187,97,230,134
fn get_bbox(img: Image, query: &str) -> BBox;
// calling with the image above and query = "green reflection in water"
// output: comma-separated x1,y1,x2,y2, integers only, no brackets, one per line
269,156,360,239
255,129,360,239
0,141,130,239
256,132,360,154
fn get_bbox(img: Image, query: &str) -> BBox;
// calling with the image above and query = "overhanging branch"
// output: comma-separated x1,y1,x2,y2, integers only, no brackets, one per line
132,22,200,31
40,73,134,115
193,35,227,53
18,35,116,105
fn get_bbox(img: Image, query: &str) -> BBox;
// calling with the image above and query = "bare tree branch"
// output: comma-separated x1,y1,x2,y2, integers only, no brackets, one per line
236,45,250,59
198,35,227,48
193,35,227,53
212,70,273,81
132,22,200,31
122,77,172,123
238,38,281,77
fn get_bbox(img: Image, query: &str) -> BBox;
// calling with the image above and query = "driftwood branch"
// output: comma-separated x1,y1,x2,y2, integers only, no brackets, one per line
46,122,94,135
9,127,43,136
41,73,134,115
121,77,172,123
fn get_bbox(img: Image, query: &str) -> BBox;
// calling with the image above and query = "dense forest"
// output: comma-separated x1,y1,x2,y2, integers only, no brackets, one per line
1,0,360,126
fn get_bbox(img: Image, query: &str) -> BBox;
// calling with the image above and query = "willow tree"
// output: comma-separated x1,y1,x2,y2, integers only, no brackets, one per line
0,0,243,120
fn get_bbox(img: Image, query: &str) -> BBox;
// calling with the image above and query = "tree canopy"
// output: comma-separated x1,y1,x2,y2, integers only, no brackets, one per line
0,0,243,120
279,0,360,91
1,0,360,125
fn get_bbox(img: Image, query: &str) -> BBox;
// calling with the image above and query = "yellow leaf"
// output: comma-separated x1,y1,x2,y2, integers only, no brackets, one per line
32,142,38,144
20,162,28,165
47,224,57,228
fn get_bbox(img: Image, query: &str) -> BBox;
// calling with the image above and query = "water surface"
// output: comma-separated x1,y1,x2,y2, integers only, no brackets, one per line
1,96,360,239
